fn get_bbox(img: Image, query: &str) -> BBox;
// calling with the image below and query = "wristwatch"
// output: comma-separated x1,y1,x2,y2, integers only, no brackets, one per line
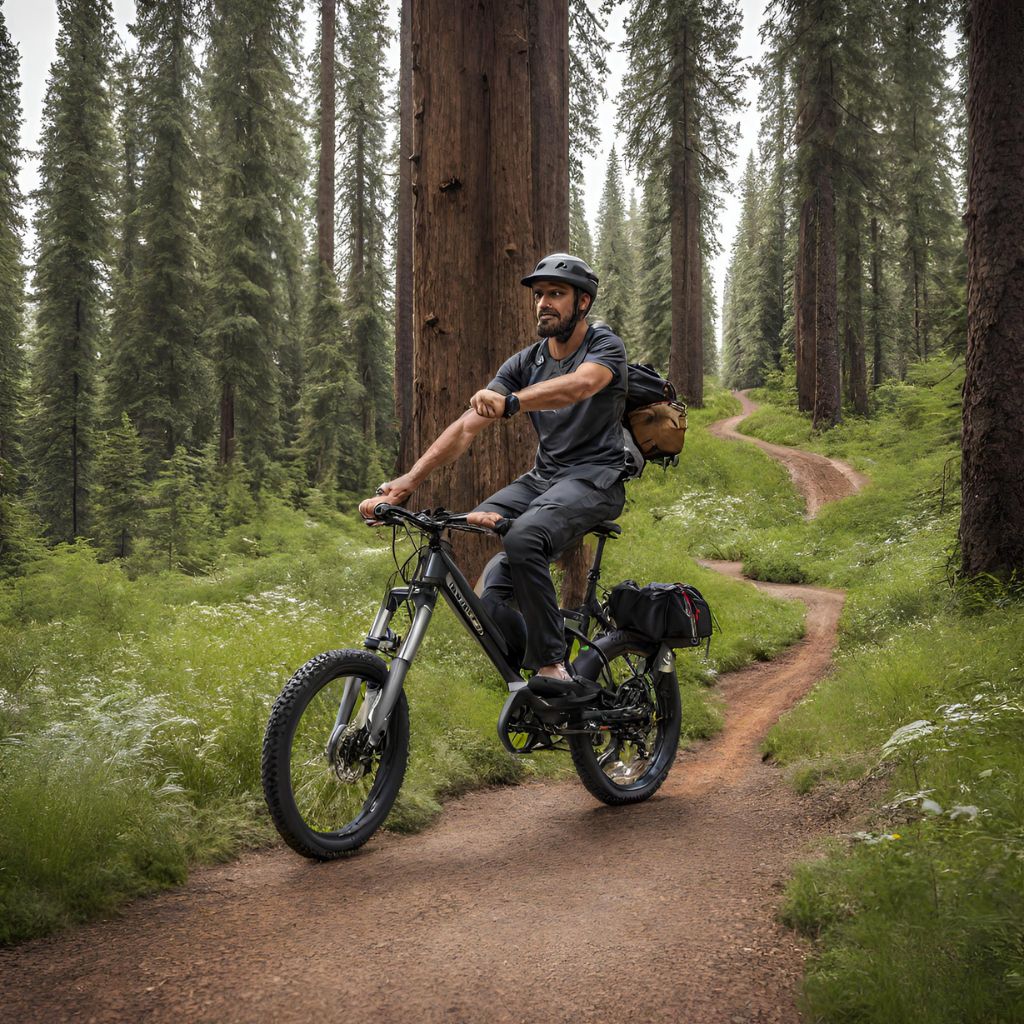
503,393,521,418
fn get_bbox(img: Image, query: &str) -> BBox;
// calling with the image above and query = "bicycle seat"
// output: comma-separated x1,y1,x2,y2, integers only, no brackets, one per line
589,521,621,539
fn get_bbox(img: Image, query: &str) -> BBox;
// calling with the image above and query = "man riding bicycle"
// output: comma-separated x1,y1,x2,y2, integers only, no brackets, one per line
359,253,626,685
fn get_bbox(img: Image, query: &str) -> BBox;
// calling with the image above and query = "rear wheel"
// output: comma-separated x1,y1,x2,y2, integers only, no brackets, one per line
568,649,681,805
262,649,408,859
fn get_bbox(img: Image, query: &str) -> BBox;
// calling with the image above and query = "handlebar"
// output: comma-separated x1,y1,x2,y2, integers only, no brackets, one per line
368,503,491,535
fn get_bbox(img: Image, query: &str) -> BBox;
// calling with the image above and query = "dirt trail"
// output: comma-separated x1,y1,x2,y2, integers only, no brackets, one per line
709,390,869,517
0,397,867,1024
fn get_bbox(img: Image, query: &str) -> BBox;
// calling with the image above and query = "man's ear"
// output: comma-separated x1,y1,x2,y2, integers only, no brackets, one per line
580,292,592,315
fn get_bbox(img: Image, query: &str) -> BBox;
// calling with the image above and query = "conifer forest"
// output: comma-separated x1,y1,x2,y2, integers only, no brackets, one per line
0,0,1023,1020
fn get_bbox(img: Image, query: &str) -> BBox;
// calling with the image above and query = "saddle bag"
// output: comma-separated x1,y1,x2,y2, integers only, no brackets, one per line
607,580,713,647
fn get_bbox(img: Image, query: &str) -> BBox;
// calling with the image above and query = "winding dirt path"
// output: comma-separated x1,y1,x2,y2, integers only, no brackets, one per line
0,396,867,1024
709,390,869,517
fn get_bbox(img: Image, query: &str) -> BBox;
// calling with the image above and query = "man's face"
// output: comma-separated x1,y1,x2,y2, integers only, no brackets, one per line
532,280,589,337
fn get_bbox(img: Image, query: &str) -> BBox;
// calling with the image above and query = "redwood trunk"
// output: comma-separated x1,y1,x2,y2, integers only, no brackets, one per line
959,0,1024,581
794,67,816,413
795,195,817,412
843,191,868,416
411,0,568,581
395,0,413,470
811,62,840,430
316,0,335,273
667,25,702,407
870,215,883,386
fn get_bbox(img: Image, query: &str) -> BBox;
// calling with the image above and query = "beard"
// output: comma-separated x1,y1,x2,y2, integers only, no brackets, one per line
536,310,573,337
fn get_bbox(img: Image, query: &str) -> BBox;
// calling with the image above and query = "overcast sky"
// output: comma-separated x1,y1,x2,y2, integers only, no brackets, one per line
4,0,766,345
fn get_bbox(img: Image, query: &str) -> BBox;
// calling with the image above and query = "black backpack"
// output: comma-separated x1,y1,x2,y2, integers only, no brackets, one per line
622,363,687,475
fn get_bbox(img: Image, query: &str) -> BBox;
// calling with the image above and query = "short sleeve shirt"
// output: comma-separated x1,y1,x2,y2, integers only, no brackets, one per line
487,324,627,490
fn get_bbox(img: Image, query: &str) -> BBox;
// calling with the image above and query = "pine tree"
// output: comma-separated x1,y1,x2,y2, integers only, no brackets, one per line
634,171,671,370
109,0,209,465
702,258,718,377
0,12,35,576
203,0,302,481
299,0,356,493
104,50,143,429
569,182,593,264
27,0,116,542
620,0,744,407
92,412,146,558
145,445,209,571
884,0,959,367
594,147,634,345
0,10,26,470
337,0,395,490
569,0,609,198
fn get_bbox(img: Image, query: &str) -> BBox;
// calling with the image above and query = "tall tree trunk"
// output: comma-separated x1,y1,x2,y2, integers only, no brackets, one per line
870,214,883,386
317,0,335,273
794,67,816,413
810,16,840,429
959,0,1024,581
411,0,568,581
395,0,413,471
843,190,868,415
667,23,703,407
795,195,817,412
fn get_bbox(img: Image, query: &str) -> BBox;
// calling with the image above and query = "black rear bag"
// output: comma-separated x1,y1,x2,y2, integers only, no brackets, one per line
607,580,713,647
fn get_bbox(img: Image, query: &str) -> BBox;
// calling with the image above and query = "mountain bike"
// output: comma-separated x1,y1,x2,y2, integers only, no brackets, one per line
261,503,698,861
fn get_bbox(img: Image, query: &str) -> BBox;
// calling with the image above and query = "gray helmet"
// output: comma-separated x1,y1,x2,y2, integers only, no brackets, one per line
521,252,599,301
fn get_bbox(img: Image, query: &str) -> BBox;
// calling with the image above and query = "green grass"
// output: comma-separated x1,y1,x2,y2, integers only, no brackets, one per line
0,382,807,943
716,360,1024,1023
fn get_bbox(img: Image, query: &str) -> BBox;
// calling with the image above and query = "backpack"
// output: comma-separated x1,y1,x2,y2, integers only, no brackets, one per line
622,363,687,475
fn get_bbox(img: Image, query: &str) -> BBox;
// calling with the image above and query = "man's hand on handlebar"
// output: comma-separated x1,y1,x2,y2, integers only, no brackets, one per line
359,474,416,523
467,511,504,531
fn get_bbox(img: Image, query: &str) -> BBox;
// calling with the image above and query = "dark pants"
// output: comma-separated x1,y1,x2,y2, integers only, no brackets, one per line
474,474,625,671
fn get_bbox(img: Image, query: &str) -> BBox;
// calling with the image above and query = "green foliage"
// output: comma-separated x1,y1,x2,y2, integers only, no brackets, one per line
92,412,146,559
594,147,635,345
0,9,25,472
568,0,609,193
142,446,213,572
203,0,304,479
106,0,210,464
25,0,117,543
633,172,671,369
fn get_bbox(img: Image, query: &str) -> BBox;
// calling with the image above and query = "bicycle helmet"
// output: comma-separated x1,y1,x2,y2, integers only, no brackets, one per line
521,252,599,300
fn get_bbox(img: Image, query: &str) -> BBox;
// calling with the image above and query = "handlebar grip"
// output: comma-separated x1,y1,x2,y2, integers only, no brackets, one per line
373,502,393,519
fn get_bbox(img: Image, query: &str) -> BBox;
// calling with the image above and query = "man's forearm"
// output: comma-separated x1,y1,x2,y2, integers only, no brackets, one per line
515,373,598,411
406,412,484,486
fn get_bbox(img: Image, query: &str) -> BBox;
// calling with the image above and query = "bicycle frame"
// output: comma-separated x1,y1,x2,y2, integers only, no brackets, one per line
362,535,523,745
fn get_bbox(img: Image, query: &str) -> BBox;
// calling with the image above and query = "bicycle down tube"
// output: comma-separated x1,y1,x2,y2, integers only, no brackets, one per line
364,542,523,745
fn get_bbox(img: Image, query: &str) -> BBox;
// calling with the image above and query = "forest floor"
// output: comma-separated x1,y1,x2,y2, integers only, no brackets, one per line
0,394,869,1024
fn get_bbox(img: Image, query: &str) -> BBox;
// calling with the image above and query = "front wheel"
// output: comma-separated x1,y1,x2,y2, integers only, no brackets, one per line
262,649,408,859
568,649,681,805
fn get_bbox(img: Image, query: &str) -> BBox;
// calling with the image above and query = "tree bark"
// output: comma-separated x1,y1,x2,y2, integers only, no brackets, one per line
959,0,1024,581
667,23,703,408
843,189,868,416
794,66,816,413
395,0,413,471
870,214,883,387
317,0,335,273
411,0,568,581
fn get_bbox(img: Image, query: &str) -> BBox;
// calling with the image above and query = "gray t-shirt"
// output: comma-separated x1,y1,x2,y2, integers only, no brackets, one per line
487,324,627,490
